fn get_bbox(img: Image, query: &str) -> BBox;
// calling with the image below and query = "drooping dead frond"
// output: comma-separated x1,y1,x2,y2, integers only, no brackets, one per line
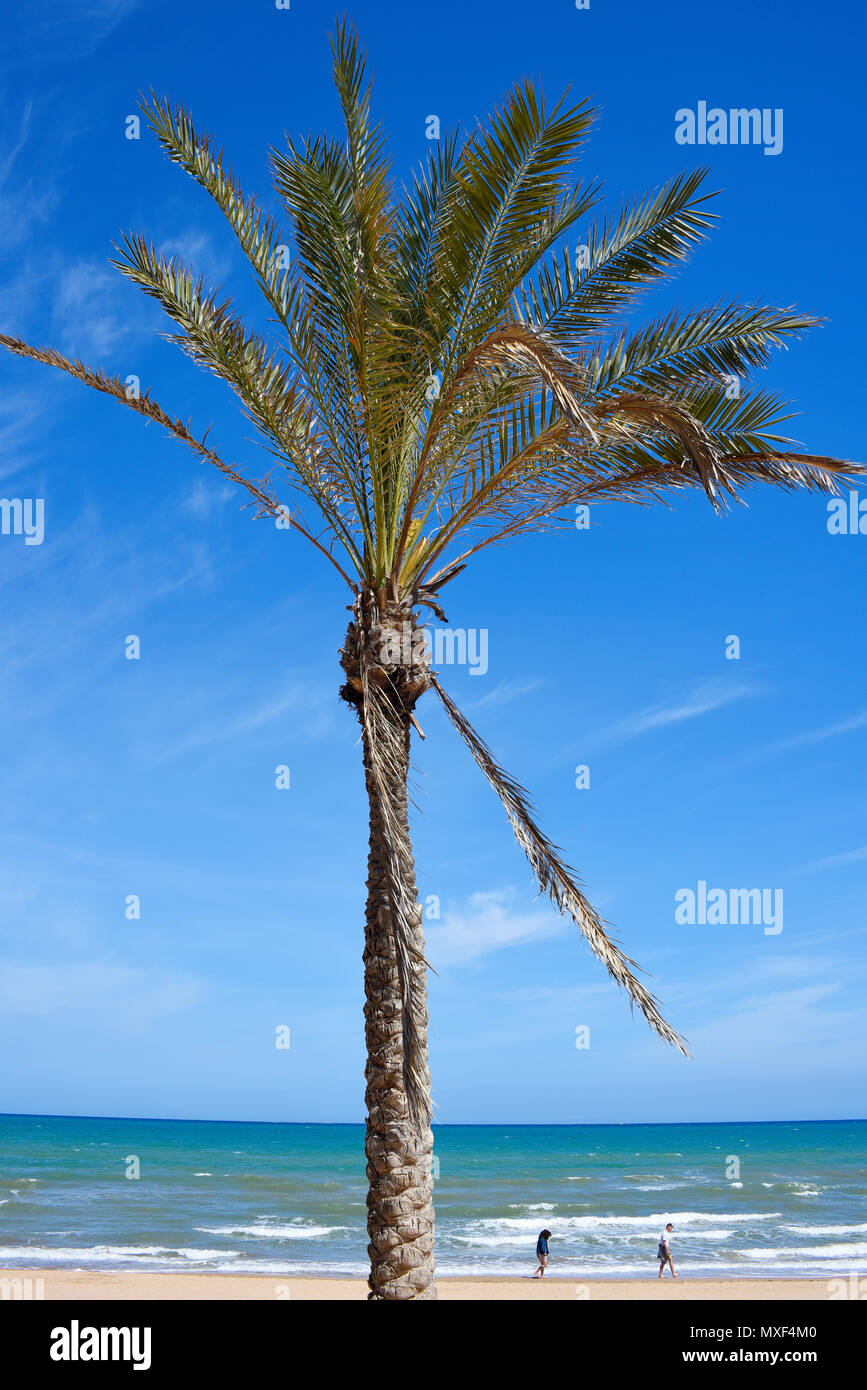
431,675,689,1056
0,332,358,589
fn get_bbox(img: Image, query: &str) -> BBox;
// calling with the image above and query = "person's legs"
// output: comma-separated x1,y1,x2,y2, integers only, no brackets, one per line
658,1248,675,1279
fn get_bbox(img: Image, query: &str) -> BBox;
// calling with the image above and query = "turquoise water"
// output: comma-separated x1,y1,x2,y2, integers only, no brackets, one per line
1,1114,865,1279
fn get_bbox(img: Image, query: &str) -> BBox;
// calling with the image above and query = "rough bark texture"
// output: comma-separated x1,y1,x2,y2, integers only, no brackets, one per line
340,592,437,1300
360,715,436,1299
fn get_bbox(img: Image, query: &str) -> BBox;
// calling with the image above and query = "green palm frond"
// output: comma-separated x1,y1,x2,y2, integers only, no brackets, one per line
112,235,369,571
589,302,820,396
438,85,598,374
516,169,716,345
22,29,852,599
141,93,299,325
116,39,862,596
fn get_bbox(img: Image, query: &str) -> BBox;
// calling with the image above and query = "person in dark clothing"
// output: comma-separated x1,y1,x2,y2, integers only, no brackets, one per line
534,1228,552,1278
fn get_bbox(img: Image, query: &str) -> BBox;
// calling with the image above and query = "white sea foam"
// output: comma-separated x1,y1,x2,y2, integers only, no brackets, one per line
196,1223,351,1240
204,1258,369,1276
630,1183,689,1192
447,1225,736,1247
459,1212,780,1236
450,1212,783,1245
744,1242,867,1260
0,1245,229,1265
782,1223,867,1236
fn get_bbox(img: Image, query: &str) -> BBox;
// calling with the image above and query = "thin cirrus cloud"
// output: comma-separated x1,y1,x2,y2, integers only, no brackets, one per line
0,103,59,258
677,982,860,1061
0,961,202,1022
4,0,139,68
154,683,326,762
50,258,142,359
586,678,763,752
463,678,542,713
766,710,867,754
180,479,237,521
426,889,567,967
792,844,867,876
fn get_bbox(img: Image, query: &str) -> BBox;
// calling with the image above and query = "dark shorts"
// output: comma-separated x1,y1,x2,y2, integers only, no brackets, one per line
658,1244,672,1264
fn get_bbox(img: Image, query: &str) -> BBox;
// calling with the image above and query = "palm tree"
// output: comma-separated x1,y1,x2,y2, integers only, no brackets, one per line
1,23,861,1301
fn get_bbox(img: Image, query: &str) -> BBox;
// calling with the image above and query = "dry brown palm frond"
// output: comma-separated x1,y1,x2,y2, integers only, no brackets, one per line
431,676,689,1056
427,322,593,446
396,323,594,568
0,332,358,590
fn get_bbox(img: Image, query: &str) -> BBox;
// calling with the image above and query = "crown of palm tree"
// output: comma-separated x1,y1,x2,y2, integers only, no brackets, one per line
2,22,862,1121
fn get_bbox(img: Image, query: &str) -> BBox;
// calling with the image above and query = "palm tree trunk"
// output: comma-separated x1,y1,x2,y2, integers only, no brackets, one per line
360,707,436,1299
340,593,437,1300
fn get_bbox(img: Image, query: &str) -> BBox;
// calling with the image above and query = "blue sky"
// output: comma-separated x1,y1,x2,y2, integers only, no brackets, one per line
1,0,865,1125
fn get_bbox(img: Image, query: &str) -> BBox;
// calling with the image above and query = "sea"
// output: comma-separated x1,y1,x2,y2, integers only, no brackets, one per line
1,1114,865,1280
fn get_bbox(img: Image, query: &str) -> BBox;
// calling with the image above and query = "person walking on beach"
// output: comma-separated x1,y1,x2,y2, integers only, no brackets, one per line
657,1222,677,1280
534,1228,552,1278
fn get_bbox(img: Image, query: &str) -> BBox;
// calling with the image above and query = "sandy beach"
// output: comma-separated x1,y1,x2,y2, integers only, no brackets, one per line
1,1269,833,1300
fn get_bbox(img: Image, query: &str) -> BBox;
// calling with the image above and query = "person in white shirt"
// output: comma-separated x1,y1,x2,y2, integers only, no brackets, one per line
657,1222,677,1279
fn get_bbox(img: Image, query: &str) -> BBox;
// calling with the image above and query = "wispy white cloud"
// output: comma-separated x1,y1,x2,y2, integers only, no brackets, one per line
0,387,51,480
0,103,60,256
3,0,139,68
464,678,542,713
0,961,202,1022
156,684,318,761
426,888,566,967
664,952,849,1011
158,230,233,285
51,258,133,357
680,981,864,1070
180,479,237,521
0,103,33,185
588,679,763,751
767,710,867,754
793,844,867,876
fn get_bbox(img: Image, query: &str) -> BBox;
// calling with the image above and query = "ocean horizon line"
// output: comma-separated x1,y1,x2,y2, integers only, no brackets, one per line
2,1111,864,1129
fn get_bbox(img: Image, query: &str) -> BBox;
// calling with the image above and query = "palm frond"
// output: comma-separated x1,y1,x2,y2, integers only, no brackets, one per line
440,84,597,374
431,676,688,1055
112,234,369,566
0,331,357,589
517,169,716,347
141,92,299,325
588,302,821,396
